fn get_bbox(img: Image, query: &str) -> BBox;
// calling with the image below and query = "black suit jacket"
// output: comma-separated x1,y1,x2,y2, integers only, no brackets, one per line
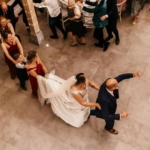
0,5,16,23
106,0,118,20
94,73,133,121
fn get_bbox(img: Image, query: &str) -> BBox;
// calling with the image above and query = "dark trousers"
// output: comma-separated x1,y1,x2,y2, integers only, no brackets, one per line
93,27,107,45
49,14,66,37
19,79,25,88
22,11,28,26
90,110,115,130
105,120,115,130
11,18,18,31
106,18,119,40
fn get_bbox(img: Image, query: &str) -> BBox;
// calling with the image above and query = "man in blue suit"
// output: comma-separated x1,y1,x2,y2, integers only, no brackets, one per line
90,71,140,134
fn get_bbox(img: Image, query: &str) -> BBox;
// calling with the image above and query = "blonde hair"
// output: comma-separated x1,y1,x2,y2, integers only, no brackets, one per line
68,0,75,7
0,16,7,23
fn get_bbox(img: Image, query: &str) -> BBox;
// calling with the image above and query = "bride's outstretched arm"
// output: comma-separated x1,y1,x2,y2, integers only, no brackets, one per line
87,79,100,91
72,93,101,109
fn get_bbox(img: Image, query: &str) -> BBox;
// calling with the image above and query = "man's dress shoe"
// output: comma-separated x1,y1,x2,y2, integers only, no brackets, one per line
115,38,120,45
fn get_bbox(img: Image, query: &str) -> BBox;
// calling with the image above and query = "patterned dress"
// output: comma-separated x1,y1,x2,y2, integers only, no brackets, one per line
131,0,146,16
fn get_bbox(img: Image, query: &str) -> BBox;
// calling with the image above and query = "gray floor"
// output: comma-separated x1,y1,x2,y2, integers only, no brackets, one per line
0,5,150,150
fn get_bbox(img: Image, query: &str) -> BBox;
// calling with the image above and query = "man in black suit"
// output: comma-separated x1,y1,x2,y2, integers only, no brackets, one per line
100,0,120,45
90,71,140,134
11,0,30,31
0,2,18,30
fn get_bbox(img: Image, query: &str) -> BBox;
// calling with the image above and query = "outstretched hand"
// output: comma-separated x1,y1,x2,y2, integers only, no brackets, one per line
121,111,130,118
133,71,140,77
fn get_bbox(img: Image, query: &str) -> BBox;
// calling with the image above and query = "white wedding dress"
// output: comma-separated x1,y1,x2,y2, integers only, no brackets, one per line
37,71,90,128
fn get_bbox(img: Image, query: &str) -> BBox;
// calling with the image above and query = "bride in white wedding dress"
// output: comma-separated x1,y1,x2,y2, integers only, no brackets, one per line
37,71,100,128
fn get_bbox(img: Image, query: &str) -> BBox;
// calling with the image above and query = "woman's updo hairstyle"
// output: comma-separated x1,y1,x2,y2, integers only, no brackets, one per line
27,50,37,64
1,31,11,41
75,73,85,85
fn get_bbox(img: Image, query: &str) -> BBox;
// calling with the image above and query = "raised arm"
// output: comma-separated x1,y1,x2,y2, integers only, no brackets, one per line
33,0,48,8
115,71,140,83
83,4,101,13
84,0,97,6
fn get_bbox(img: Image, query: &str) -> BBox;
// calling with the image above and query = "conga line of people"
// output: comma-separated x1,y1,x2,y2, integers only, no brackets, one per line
0,30,141,134
0,0,144,134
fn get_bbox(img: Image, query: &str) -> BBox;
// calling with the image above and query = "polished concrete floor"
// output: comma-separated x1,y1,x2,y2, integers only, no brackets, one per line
0,5,150,150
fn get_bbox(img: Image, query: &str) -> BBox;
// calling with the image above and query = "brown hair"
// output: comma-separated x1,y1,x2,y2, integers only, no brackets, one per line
0,15,7,23
1,31,11,41
13,53,20,60
68,0,75,7
27,50,37,64
75,73,85,85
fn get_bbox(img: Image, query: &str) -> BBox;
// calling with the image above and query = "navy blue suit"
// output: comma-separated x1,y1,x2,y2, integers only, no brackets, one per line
91,73,133,130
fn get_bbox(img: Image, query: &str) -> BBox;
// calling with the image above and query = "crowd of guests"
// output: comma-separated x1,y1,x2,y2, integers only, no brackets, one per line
0,0,146,134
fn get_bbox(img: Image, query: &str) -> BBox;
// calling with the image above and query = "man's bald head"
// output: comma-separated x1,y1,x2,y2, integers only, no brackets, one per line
106,78,118,91
1,2,8,12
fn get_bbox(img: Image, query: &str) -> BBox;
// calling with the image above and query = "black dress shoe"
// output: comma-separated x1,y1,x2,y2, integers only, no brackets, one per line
50,35,58,39
94,43,103,48
103,42,110,51
115,38,120,45
105,36,113,41
22,87,27,91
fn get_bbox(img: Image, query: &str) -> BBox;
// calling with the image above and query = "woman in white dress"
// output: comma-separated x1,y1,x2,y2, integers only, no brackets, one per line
37,72,100,128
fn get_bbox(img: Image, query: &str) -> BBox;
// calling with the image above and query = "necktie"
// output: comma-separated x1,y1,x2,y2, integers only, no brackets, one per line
113,89,119,99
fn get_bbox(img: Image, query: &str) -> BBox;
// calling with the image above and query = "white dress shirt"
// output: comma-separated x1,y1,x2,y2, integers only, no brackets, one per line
33,0,60,17
106,88,114,96
15,58,27,69
16,62,25,69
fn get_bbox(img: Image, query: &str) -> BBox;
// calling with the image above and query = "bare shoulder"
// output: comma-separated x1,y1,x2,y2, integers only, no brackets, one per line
1,42,5,46
25,64,30,69
14,36,18,41
71,85,78,90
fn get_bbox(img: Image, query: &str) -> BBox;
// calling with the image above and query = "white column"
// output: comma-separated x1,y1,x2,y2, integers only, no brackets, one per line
22,0,44,45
